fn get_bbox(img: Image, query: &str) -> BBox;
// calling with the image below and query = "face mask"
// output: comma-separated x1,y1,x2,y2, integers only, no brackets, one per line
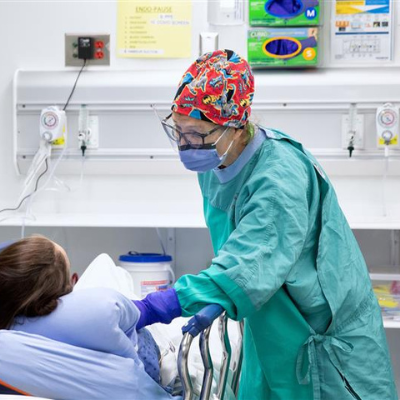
179,138,235,172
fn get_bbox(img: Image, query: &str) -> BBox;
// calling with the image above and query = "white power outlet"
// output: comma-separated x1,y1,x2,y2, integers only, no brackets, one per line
342,114,364,150
79,116,99,150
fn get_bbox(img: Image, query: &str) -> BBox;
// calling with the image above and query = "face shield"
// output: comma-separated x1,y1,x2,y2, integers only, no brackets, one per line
153,106,228,150
152,106,232,172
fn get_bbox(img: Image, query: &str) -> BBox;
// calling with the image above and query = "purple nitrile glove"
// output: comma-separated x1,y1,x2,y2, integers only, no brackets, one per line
133,288,182,330
267,0,301,17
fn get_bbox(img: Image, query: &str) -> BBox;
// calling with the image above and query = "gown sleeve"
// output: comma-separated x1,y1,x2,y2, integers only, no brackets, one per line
175,157,311,321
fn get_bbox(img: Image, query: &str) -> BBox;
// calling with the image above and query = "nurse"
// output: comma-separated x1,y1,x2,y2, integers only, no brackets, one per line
134,49,397,399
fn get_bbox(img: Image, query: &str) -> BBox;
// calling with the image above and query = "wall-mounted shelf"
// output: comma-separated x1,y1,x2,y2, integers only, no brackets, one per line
0,213,206,228
384,320,400,329
370,273,400,281
349,220,400,230
1,212,400,229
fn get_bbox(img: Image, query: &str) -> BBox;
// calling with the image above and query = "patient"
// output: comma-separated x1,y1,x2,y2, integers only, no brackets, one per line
0,235,73,330
0,235,163,387
0,235,240,399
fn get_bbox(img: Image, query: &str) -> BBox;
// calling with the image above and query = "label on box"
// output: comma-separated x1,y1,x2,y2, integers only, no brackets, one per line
141,279,169,297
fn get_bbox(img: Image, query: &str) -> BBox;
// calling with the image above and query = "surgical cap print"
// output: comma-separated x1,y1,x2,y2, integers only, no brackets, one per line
172,49,255,128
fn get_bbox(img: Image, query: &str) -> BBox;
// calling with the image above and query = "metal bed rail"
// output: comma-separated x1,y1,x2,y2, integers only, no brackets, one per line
178,305,244,400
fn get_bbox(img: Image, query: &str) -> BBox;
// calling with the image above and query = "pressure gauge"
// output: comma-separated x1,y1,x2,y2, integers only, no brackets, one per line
376,103,399,147
40,106,66,142
378,109,396,127
42,112,59,129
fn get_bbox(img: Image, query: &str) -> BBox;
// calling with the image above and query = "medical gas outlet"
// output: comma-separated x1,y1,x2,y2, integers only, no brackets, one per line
341,113,364,156
78,105,99,153
376,103,399,148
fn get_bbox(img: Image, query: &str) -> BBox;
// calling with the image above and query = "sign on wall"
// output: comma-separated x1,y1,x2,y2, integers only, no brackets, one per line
117,0,192,58
332,0,393,63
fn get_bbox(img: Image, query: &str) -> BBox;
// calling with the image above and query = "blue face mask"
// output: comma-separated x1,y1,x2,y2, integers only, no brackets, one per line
179,148,223,172
178,139,235,172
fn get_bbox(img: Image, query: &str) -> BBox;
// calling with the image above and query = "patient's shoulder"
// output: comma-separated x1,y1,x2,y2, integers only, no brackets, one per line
12,287,140,358
58,287,137,325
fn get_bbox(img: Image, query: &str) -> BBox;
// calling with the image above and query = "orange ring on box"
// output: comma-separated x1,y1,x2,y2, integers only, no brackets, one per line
262,36,302,59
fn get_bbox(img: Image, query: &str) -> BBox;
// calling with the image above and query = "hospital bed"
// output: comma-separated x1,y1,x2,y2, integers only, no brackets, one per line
0,304,243,400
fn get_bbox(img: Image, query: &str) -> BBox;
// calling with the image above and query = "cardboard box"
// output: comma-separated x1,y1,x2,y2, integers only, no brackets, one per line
248,28,319,68
249,0,320,27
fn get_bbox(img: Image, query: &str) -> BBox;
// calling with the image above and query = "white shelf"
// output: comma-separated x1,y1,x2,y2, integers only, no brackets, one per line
370,274,400,281
1,213,400,229
0,213,207,228
383,320,400,329
348,221,400,230
1,212,400,229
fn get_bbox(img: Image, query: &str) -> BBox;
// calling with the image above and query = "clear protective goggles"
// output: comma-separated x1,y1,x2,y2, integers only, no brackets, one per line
152,105,229,151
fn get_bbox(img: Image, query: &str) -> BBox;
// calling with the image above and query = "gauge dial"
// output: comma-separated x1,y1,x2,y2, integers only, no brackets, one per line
378,110,396,127
42,112,58,128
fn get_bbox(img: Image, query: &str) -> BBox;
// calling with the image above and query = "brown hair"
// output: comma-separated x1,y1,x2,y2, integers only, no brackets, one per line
0,235,72,329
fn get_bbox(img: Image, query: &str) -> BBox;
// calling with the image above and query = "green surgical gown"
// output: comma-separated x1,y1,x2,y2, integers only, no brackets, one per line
174,128,397,400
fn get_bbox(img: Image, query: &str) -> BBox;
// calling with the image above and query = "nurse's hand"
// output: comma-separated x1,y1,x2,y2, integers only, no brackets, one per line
132,288,182,330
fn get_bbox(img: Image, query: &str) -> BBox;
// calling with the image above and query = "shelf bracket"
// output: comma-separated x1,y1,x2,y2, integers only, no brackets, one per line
166,228,176,271
391,230,400,270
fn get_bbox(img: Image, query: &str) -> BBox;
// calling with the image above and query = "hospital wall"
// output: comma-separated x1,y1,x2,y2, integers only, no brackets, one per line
1,0,400,395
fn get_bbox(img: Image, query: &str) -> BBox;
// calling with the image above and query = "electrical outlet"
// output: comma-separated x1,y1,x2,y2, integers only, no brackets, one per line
65,34,110,66
342,114,364,150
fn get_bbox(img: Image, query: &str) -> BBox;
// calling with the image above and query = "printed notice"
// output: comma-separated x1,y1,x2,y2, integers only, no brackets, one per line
332,0,393,63
117,1,192,58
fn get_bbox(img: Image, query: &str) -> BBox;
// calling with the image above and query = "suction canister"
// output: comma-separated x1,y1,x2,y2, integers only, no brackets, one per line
119,252,175,299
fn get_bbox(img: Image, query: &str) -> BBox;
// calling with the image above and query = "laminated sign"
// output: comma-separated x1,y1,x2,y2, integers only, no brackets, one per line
332,0,393,63
117,1,192,58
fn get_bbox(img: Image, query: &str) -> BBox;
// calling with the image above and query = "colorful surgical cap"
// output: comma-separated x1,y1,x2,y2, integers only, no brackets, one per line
172,49,255,128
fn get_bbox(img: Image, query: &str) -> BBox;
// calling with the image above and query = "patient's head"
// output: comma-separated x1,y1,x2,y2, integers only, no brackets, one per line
0,235,73,329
